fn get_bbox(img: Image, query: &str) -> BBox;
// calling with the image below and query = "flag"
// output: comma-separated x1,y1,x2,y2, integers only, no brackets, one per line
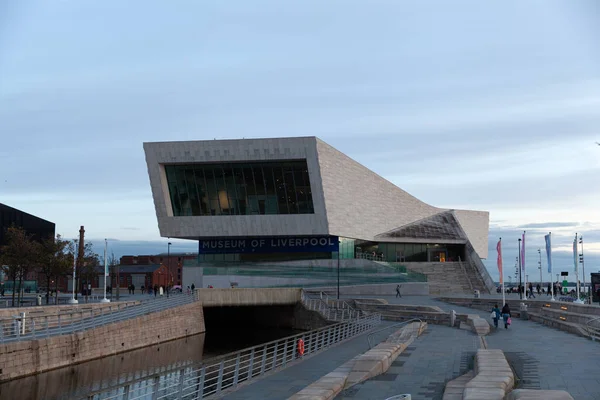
521,232,526,272
497,239,503,284
573,234,578,272
544,233,552,274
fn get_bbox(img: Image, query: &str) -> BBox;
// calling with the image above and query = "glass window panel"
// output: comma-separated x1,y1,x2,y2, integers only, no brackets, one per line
165,166,182,216
283,165,298,214
165,160,314,215
262,165,278,214
273,166,289,214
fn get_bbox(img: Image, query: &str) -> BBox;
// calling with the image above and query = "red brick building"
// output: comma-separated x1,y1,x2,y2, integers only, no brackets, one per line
119,253,197,287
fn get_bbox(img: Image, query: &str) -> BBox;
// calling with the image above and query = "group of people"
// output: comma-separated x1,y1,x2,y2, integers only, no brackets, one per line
491,303,512,329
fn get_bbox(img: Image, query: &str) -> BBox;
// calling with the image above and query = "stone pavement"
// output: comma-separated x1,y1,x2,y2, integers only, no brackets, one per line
336,324,479,400
354,295,600,400
226,294,600,400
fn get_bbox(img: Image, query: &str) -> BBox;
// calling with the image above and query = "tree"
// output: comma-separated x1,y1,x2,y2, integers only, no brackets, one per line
38,235,72,304
76,241,100,302
0,226,38,307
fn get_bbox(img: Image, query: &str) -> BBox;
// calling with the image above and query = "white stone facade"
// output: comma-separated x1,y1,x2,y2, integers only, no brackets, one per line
144,137,489,259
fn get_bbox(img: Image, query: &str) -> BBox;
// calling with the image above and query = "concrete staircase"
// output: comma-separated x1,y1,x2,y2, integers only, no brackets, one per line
399,262,474,295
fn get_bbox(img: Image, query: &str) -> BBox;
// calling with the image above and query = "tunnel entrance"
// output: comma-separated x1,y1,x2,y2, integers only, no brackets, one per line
202,303,330,355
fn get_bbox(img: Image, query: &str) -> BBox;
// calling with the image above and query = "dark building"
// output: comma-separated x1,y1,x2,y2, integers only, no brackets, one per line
0,203,56,248
0,203,56,291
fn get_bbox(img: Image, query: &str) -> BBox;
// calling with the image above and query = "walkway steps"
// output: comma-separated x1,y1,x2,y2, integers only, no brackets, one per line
442,370,474,400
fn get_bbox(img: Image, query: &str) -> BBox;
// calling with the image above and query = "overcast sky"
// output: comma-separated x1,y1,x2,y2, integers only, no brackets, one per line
1,1,599,282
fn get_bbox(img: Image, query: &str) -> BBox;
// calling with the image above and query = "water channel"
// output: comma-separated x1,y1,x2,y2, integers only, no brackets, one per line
0,327,302,400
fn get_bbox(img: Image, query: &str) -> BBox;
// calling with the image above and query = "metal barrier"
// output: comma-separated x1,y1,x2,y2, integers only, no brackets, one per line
83,313,382,400
300,291,365,321
585,316,600,341
0,293,195,343
366,319,424,349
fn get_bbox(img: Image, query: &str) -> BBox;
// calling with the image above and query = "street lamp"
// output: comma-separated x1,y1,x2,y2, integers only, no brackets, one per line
579,236,587,303
167,242,172,298
337,239,341,300
100,239,110,303
67,241,78,304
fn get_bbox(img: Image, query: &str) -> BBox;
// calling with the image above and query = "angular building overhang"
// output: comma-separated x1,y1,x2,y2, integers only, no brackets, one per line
144,137,489,259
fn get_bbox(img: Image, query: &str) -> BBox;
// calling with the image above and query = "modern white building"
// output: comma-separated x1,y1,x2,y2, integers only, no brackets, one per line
144,136,494,291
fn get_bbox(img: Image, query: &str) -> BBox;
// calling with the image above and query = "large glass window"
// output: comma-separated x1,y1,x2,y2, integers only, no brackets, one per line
164,160,315,216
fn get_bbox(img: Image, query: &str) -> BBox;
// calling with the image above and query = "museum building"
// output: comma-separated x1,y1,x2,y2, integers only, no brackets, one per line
144,136,490,270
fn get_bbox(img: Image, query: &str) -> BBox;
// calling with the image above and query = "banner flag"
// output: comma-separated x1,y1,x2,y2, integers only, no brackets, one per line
497,239,503,284
573,234,578,273
521,232,526,272
544,233,552,274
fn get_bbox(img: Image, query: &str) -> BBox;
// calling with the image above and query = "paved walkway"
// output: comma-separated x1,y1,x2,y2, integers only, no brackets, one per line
226,295,600,400
351,295,600,400
221,321,397,400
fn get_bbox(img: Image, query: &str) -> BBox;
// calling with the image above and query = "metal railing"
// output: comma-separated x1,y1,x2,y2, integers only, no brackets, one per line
585,316,600,341
367,319,423,349
0,293,195,343
83,313,382,400
301,291,365,321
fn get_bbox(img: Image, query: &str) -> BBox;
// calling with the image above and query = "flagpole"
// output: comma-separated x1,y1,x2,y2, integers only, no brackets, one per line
548,232,555,302
522,231,527,300
574,233,583,304
500,238,505,305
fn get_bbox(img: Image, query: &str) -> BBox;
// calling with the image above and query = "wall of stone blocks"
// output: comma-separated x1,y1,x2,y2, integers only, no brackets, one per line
0,301,205,382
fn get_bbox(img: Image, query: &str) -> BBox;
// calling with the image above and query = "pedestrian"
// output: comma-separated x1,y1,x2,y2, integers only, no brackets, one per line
528,282,535,299
154,284,158,298
547,283,551,296
501,303,512,329
536,284,541,295
191,283,195,291
491,303,501,329
395,284,402,298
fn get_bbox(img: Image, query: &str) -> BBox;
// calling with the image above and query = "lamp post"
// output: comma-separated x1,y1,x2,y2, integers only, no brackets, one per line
337,239,341,300
518,238,522,299
100,239,110,303
580,236,587,303
67,240,78,304
167,242,172,298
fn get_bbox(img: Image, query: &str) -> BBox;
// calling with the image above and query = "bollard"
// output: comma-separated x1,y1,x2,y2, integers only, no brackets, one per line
519,303,529,320
450,310,456,327
20,312,26,335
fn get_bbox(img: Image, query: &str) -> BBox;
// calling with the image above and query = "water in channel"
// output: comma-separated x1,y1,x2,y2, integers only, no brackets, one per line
0,327,302,400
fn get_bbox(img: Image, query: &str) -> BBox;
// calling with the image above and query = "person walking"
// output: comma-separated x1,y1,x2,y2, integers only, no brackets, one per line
491,304,501,329
547,283,552,296
501,303,512,329
528,282,535,299
395,284,402,298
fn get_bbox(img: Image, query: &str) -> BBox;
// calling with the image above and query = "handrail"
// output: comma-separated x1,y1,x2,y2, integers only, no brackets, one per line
585,316,600,340
0,293,195,343
367,318,423,349
82,313,383,400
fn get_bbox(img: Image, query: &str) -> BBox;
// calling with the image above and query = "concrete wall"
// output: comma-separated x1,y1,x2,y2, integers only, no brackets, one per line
310,282,429,296
195,288,302,307
0,301,205,382
0,300,140,319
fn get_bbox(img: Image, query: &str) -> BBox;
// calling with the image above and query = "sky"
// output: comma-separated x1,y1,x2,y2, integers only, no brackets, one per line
1,1,599,283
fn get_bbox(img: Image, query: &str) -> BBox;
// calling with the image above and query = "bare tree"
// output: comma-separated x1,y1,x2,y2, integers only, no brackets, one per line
0,227,37,306
38,235,72,304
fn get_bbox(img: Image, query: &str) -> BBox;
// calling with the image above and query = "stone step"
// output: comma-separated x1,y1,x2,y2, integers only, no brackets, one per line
443,370,475,400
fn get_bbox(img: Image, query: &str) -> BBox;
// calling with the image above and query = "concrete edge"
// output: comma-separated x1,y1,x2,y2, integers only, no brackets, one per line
287,322,427,400
504,389,575,400
463,349,514,400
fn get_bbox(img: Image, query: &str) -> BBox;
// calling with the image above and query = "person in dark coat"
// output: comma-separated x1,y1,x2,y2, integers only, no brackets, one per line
501,303,511,329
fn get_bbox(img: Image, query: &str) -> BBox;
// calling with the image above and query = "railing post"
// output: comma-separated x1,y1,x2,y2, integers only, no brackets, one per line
260,346,268,375
282,339,289,366
216,360,224,393
198,366,205,398
176,369,185,400
233,352,241,386
58,315,61,330
271,342,278,369
151,375,160,400
247,349,255,380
